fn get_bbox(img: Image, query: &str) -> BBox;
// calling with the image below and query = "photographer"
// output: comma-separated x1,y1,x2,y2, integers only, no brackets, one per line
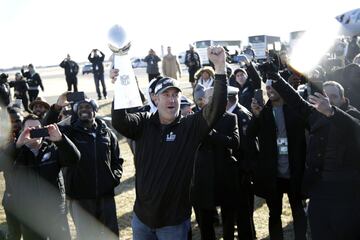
88,49,107,100
60,54,79,92
9,114,80,239
0,73,11,107
21,64,44,102
9,73,30,112
185,44,202,88
248,78,308,239
229,55,262,111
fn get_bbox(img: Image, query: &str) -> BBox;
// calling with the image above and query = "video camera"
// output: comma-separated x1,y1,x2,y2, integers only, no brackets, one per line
257,50,280,77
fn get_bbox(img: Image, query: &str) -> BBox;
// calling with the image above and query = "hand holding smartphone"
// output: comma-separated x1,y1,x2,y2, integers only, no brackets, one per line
254,89,264,107
309,81,324,96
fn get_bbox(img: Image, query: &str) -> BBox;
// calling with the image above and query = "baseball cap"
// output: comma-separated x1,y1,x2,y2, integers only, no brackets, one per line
73,98,98,112
154,77,181,95
180,96,193,108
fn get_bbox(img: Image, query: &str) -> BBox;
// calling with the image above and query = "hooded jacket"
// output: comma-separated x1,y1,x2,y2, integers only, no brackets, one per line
60,118,123,199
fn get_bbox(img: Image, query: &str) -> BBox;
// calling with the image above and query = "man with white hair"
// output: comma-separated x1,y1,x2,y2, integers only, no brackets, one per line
323,81,360,119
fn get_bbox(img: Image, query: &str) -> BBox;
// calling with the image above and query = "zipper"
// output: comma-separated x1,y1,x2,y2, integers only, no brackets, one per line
94,134,98,198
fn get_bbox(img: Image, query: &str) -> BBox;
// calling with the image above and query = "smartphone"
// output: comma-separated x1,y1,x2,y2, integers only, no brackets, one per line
66,91,85,102
254,89,264,106
30,128,49,138
310,81,324,95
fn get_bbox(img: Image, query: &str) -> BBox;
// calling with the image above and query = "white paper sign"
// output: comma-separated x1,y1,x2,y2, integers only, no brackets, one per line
113,54,143,109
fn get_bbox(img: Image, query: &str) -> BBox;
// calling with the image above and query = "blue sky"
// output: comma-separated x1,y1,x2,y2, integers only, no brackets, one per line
0,0,359,68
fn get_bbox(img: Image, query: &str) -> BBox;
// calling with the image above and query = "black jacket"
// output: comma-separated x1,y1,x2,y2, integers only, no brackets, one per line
326,63,360,110
21,69,44,91
4,136,79,235
185,50,201,70
60,60,79,78
88,51,105,75
9,80,28,98
111,74,227,228
231,103,258,174
190,112,239,208
60,118,123,199
247,101,307,199
0,81,10,106
229,62,262,111
271,76,360,197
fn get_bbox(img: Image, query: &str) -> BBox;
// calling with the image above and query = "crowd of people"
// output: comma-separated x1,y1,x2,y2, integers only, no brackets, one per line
110,37,360,240
0,35,359,240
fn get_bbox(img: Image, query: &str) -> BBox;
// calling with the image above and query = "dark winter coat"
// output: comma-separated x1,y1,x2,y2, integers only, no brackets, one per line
0,81,10,106
4,136,79,238
59,60,79,79
231,103,258,175
21,69,44,91
247,101,307,199
229,62,262,111
190,112,239,209
88,51,105,75
60,118,123,199
326,63,360,110
271,75,360,197
9,80,29,98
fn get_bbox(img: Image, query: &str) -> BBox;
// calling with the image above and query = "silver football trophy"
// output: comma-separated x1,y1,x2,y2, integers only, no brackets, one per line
108,24,143,109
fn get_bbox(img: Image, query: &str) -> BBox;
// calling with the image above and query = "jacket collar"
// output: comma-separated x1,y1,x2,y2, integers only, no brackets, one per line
340,98,350,112
150,111,183,128
72,118,107,134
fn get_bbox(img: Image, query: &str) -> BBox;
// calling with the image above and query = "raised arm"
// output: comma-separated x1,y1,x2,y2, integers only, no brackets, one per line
111,103,146,140
308,92,360,138
246,61,262,89
201,46,227,128
47,124,80,166
270,73,314,120
88,51,93,62
99,51,105,61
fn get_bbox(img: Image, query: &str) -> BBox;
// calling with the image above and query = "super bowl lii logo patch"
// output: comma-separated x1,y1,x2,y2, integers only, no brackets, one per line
166,132,176,142
120,75,130,85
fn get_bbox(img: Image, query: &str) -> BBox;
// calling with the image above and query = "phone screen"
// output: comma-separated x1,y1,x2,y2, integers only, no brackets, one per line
29,128,49,138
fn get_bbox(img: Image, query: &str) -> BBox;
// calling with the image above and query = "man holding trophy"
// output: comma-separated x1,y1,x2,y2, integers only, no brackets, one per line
111,35,228,239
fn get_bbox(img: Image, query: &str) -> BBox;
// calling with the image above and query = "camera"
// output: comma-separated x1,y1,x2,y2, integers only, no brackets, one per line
257,51,280,76
309,81,324,95
66,91,85,102
254,89,264,107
